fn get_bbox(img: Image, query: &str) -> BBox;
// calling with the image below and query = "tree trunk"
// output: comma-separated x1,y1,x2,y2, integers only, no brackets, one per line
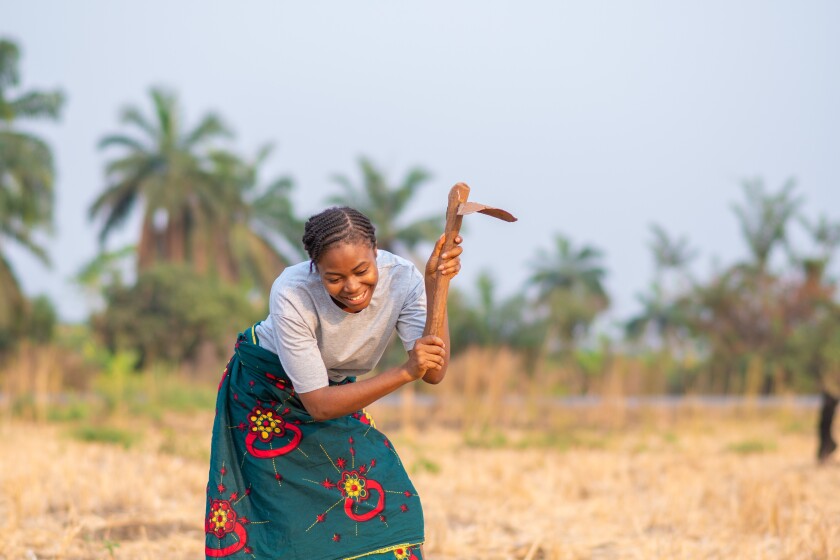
138,217,157,271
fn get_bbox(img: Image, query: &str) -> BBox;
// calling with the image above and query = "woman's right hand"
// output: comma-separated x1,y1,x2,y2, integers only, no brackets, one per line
406,335,446,379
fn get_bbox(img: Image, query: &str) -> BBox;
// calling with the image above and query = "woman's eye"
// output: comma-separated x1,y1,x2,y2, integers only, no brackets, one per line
356,269,368,276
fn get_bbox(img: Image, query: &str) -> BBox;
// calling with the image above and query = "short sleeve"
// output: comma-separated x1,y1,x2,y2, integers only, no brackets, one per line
271,297,330,394
396,265,427,351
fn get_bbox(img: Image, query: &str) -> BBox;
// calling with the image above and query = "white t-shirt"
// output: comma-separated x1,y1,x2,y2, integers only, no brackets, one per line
254,250,427,393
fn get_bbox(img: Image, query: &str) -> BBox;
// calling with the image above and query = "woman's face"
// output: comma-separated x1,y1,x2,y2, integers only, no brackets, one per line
316,242,378,313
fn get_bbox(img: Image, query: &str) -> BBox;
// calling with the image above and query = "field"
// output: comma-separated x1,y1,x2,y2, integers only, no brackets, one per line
2,397,840,559
2,347,840,559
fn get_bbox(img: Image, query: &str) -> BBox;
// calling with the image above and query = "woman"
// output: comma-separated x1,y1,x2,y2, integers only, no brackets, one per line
205,206,461,559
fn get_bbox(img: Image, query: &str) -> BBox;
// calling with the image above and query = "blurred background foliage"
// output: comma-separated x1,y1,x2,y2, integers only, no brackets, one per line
2,35,840,415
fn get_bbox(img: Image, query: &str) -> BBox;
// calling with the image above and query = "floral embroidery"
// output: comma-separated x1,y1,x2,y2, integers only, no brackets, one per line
245,404,302,458
206,499,237,538
339,471,369,501
249,407,287,442
210,336,423,557
205,498,250,557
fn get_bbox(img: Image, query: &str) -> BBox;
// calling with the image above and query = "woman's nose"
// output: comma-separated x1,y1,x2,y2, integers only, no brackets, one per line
344,276,360,292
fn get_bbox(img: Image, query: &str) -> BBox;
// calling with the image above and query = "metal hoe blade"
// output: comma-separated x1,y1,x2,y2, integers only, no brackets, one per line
457,201,518,222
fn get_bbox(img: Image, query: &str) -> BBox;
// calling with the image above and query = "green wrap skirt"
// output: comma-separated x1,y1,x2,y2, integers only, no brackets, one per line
204,326,424,560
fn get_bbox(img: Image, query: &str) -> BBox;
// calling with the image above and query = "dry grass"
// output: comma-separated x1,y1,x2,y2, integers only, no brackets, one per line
2,404,839,560
2,346,839,559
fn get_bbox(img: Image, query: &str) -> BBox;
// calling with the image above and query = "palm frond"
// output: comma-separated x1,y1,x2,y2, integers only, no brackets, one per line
184,113,232,149
98,133,149,153
119,106,158,140
0,39,21,91
393,167,431,212
150,87,177,143
0,221,50,265
393,215,444,250
9,90,64,120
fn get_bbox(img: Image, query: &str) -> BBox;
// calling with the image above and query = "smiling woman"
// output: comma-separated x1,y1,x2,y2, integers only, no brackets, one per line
317,241,380,312
204,206,462,560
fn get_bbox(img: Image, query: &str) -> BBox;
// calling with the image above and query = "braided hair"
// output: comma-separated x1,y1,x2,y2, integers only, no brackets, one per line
302,207,377,271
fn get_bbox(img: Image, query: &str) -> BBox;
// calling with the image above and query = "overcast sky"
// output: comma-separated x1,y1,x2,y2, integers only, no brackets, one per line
4,1,839,323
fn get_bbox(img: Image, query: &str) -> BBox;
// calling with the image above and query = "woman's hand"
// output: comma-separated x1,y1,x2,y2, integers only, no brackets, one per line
425,234,463,281
405,335,446,380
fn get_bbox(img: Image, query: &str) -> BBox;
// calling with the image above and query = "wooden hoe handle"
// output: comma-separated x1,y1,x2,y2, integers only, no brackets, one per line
423,183,470,339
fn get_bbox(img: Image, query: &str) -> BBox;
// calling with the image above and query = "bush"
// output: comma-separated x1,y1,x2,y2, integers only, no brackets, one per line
92,264,262,368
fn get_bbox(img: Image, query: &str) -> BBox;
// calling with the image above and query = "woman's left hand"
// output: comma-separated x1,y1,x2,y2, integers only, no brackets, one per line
425,234,463,280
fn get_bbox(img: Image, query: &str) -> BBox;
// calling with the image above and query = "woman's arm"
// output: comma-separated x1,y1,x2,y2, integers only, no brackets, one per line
298,336,446,421
420,234,462,385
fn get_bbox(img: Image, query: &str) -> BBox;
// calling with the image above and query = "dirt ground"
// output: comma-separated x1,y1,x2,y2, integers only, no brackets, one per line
2,406,840,560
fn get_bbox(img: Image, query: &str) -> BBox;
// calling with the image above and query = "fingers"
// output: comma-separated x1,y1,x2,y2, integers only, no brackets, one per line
415,336,446,370
431,234,446,257
421,334,444,345
436,236,463,276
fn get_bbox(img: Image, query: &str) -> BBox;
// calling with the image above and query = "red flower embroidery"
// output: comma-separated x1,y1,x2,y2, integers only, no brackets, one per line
247,406,287,443
338,471,368,502
206,500,237,539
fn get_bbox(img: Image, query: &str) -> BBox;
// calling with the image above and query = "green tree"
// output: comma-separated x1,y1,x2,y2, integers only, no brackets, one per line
448,272,541,350
732,177,802,274
689,180,821,394
797,214,840,267
529,234,609,392
0,38,64,339
626,225,696,351
328,157,442,255
206,146,300,293
90,87,235,276
92,264,261,368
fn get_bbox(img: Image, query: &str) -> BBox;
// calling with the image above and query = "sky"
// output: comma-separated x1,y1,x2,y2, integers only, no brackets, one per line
3,1,840,324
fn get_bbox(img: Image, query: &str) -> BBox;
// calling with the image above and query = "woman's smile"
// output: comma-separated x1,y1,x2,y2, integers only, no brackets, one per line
316,242,379,313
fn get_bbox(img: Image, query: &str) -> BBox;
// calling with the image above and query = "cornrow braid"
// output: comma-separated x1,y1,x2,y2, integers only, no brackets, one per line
302,207,377,271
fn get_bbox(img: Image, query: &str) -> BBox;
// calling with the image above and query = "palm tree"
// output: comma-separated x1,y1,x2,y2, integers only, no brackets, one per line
328,157,443,255
89,87,234,276
649,224,697,281
797,214,840,268
448,271,535,350
529,234,609,367
208,145,301,293
732,177,802,274
0,38,64,332
626,225,697,348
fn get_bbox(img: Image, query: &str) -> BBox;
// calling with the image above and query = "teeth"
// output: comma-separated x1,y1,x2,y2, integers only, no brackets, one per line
347,292,366,302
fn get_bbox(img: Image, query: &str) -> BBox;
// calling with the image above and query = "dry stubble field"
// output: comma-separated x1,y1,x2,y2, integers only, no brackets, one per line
2,397,840,560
